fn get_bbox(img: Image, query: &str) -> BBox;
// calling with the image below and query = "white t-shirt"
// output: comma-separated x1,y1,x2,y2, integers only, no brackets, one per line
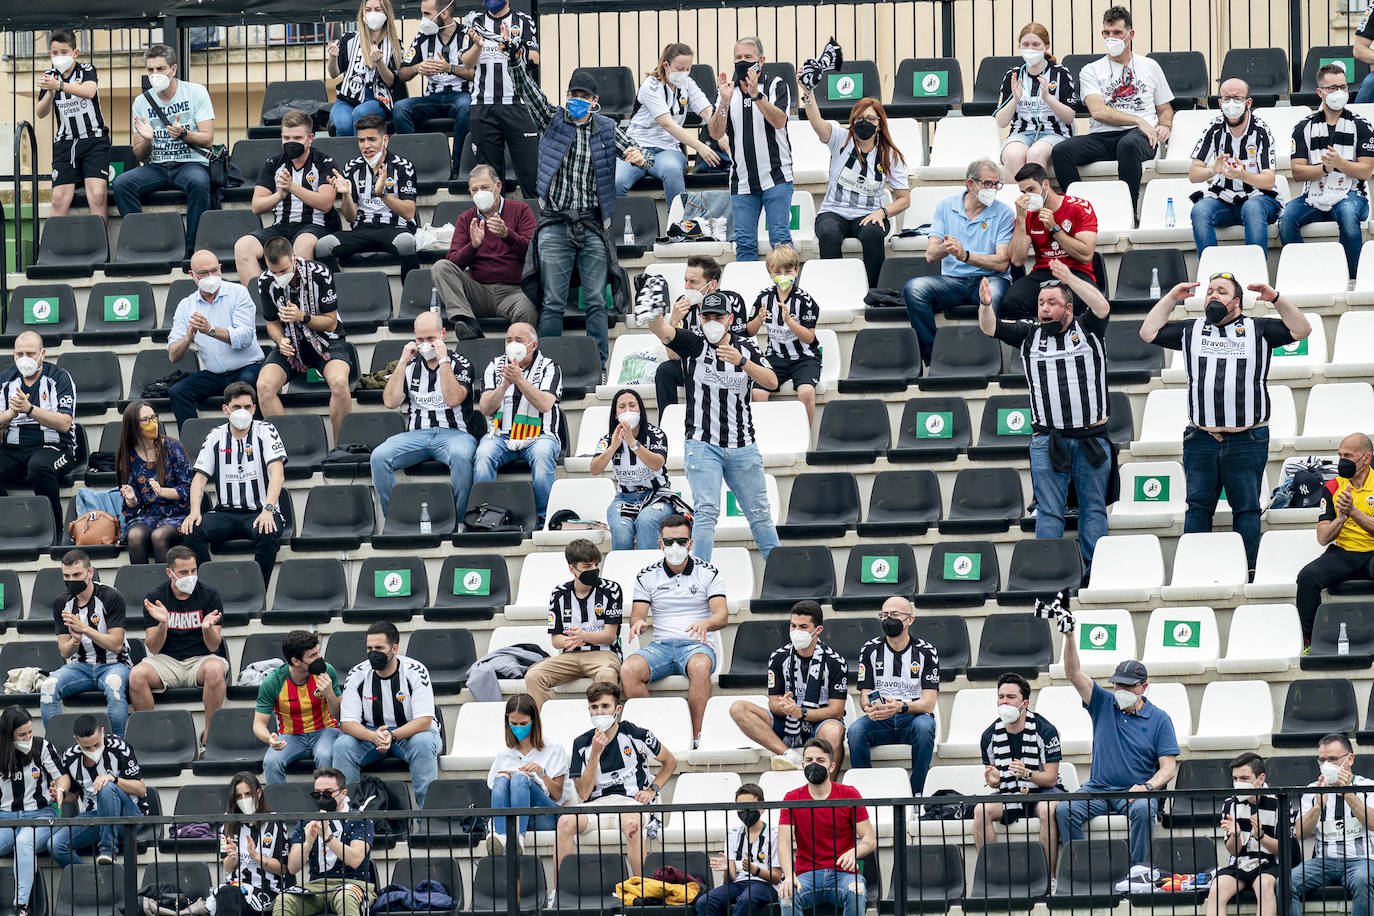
487,742,574,804
1077,54,1174,133
131,80,215,164
625,75,712,152
820,124,910,220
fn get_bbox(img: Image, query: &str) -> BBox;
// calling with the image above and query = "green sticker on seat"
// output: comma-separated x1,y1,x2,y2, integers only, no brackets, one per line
109,161,127,178
915,411,953,439
911,70,948,97
1163,620,1200,648
305,368,324,384
104,294,139,322
1081,623,1117,651
23,297,58,324
1321,57,1356,80
861,555,899,584
1134,476,1170,502
577,284,614,312
725,491,743,517
943,553,980,580
828,72,864,100
0,583,5,608
374,569,411,598
764,205,801,232
1275,339,1309,357
454,568,491,596
996,408,1030,436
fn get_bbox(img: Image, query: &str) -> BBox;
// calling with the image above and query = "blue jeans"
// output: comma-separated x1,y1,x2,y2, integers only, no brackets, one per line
169,363,263,432
112,161,212,254
615,147,689,208
0,810,53,905
1279,193,1369,275
1358,71,1374,104
1190,194,1281,252
607,491,674,550
845,712,936,793
473,433,560,519
1292,856,1374,916
632,638,717,681
780,869,866,916
683,439,779,561
50,783,142,865
731,181,794,262
903,274,1009,364
262,728,340,785
41,662,130,736
1029,433,1111,571
370,427,478,517
1055,793,1159,867
330,93,389,137
489,771,560,838
696,880,778,916
1181,425,1269,569
536,222,610,365
333,724,441,806
392,90,471,170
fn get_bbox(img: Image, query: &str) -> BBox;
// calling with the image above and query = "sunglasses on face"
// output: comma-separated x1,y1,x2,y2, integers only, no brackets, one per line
661,537,690,546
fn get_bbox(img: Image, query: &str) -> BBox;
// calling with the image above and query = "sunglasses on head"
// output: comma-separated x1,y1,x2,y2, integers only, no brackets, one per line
661,537,690,546
1209,271,1237,282
1039,279,1064,289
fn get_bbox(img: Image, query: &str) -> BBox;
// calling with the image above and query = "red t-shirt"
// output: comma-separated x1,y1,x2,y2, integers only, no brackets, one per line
1025,194,1098,280
779,783,869,875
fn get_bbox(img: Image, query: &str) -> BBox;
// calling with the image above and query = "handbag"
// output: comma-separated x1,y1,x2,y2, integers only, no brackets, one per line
462,503,514,531
68,510,119,546
140,90,241,190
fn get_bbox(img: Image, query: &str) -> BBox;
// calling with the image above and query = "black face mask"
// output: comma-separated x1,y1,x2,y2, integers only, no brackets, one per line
64,578,88,596
737,808,761,827
578,568,601,587
1204,299,1230,325
282,141,306,160
734,59,757,84
1038,319,1065,335
368,650,391,672
803,763,829,785
881,616,905,638
851,120,878,141
307,658,327,676
311,791,339,812
1339,458,1359,479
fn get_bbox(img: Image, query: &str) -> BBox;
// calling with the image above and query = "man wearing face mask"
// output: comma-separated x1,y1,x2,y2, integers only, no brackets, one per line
276,768,374,916
1001,162,1102,320
460,0,541,196
42,550,132,738
1209,753,1279,916
653,256,751,421
698,783,783,916
524,539,623,707
729,600,847,773
0,331,77,533
334,622,441,806
1187,79,1280,254
431,164,538,340
1297,433,1374,643
394,0,474,179
1292,735,1374,916
1139,273,1311,571
1282,63,1374,275
252,630,343,785
1056,632,1179,868
49,715,147,867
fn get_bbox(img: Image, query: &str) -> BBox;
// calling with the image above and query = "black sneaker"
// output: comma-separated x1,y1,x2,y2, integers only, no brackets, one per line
454,317,484,340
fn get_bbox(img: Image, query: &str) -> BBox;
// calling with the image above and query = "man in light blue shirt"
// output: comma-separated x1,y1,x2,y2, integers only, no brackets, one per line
111,43,216,255
902,158,1014,365
167,250,265,431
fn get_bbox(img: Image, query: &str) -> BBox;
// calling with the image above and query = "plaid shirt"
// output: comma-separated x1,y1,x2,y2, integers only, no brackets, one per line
509,58,634,211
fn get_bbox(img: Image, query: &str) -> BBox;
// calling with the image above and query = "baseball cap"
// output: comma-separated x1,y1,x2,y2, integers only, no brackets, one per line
700,291,731,315
567,70,599,96
1107,659,1148,686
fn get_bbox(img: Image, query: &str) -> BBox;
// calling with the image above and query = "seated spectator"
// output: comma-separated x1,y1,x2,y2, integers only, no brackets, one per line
112,43,215,255
729,600,847,772
902,160,1014,365
334,623,442,806
182,382,288,587
325,0,401,136
1188,80,1280,254
653,256,751,421
524,540,623,706
590,389,674,549
1001,163,1100,319
216,771,290,916
50,714,147,866
315,114,420,278
370,311,476,519
1298,433,1374,643
167,250,266,432
1208,753,1279,916
846,597,938,793
486,694,569,854
697,782,782,916
0,707,61,915
36,29,110,221
41,550,131,736
255,236,352,439
1050,6,1172,212
778,737,875,916
747,244,821,426
116,401,191,564
801,93,910,287
1056,625,1179,867
0,331,76,533
474,323,563,524
253,630,342,785
429,165,537,341
234,111,339,281
972,673,1065,876
393,0,473,179
1291,735,1374,916
616,42,719,209
1281,63,1374,276
273,768,375,916
129,546,229,746
995,23,1076,183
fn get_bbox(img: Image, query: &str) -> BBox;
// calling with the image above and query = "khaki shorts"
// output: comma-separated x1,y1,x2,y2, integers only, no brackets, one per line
575,794,661,837
142,653,228,690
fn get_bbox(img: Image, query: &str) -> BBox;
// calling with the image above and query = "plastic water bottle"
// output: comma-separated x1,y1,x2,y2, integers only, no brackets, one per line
428,288,440,315
1164,197,1176,228
419,501,432,536
623,215,635,246
1149,268,1161,300
1339,621,1350,656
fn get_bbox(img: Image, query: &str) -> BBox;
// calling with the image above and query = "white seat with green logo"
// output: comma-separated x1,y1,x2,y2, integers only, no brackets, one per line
1049,608,1137,679
1140,605,1220,675
1111,461,1186,530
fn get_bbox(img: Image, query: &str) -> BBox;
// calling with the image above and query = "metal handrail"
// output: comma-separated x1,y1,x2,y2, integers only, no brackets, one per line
11,120,39,277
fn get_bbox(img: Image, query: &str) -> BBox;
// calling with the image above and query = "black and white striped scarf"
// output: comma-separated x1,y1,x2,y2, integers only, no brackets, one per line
989,717,1047,795
282,257,330,373
799,39,843,92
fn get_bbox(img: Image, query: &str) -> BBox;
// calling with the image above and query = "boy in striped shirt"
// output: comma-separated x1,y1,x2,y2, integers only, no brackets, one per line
254,630,343,784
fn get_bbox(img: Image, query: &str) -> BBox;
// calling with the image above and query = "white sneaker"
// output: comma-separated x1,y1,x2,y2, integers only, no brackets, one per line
547,890,558,909
772,748,804,771
484,831,504,856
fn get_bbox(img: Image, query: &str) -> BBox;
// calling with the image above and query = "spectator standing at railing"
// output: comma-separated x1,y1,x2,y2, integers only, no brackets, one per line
326,0,403,136
617,42,720,209
1208,753,1279,916
1291,734,1374,916
394,0,474,179
36,29,110,222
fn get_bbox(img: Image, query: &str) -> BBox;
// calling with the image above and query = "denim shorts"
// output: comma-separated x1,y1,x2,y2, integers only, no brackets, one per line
631,638,717,681
1003,131,1066,151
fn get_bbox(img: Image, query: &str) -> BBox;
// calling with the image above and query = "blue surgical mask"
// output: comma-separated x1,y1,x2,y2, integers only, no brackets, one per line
509,722,532,741
566,97,592,120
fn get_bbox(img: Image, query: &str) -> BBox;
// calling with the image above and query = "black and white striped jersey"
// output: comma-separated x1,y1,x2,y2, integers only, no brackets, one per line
1153,315,1296,429
335,32,397,105
41,62,106,140
751,285,821,363
339,152,418,230
0,363,77,450
665,328,767,448
1292,109,1374,203
596,422,670,493
52,583,131,667
1190,114,1278,203
719,75,792,194
403,29,472,95
993,312,1110,433
570,720,661,800
1221,794,1280,872
0,737,63,812
254,147,340,229
340,655,436,730
467,9,538,105
223,820,291,910
1302,776,1374,860
403,347,473,431
548,579,623,657
59,736,148,814
193,421,288,512
857,635,940,703
480,352,562,443
766,641,848,743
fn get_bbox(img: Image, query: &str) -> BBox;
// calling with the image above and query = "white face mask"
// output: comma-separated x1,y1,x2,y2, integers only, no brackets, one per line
13,739,32,754
789,629,814,651
976,187,998,207
472,189,496,212
702,320,727,344
617,410,640,430
1220,98,1247,120
418,342,438,361
1020,48,1044,67
229,408,253,431
1233,780,1254,791
1103,37,1126,57
680,288,704,307
147,72,171,93
363,11,388,30
198,275,222,296
590,713,617,733
1027,192,1045,212
364,149,385,169
173,574,198,596
1322,761,1345,783
81,747,103,764
417,16,440,35
505,341,527,363
997,703,1022,724
14,356,39,378
51,55,75,73
662,543,689,566
667,70,692,88
272,271,293,289
1113,688,1139,710
237,797,257,815
1325,89,1349,112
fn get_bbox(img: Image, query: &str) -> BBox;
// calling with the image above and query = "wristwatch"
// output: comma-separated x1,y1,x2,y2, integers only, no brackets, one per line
752,92,764,102
1143,781,1156,791
901,701,909,714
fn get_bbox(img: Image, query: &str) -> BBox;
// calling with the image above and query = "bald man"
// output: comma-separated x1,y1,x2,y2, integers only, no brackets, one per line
167,250,265,431
370,311,477,519
1297,432,1374,643
1187,78,1280,254
0,331,77,532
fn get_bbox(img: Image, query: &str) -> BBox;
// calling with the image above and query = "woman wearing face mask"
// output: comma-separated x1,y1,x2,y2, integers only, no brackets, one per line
486,694,569,853
326,0,403,136
590,388,675,550
995,23,1077,183
616,43,721,208
215,771,290,916
801,92,910,287
116,399,192,565
0,706,62,916
698,783,782,916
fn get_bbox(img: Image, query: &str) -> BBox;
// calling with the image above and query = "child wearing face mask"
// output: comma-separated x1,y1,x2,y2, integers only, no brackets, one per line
617,43,720,208
746,245,821,426
699,784,783,916
35,28,110,222
217,772,290,916
1209,753,1280,916
485,694,569,853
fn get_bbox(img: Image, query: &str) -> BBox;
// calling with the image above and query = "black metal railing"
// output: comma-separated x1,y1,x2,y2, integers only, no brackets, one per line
10,121,38,274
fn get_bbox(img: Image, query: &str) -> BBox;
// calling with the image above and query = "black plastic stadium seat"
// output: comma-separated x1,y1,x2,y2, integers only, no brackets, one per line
55,862,122,916
776,472,861,539
807,399,890,465
407,778,491,848
1104,320,1164,384
471,854,547,915
539,336,602,399
891,57,964,119
324,630,367,678
26,215,107,280
1161,759,1232,828
1274,678,1358,748
761,62,800,112
917,540,999,607
199,560,266,624
292,484,376,551
84,421,122,487
967,395,1034,460
839,328,922,393
389,133,452,193
312,136,358,168
613,195,659,258
1132,837,1216,906
812,59,882,120
348,556,429,623
266,414,327,477
1150,51,1209,109
24,568,65,634
835,543,918,610
263,557,347,625
407,628,476,692
141,862,211,912
1215,47,1289,106
0,497,56,560
885,843,965,912
939,468,1023,534
372,482,457,549
752,545,836,613
966,841,1049,907
248,79,329,137
866,257,938,323
1112,248,1187,313
176,419,221,462
857,469,942,537
961,56,1021,116
822,619,882,677
0,569,22,631
965,614,1052,680
392,267,441,331
1103,391,1134,450
192,707,266,776
74,281,157,344
453,481,538,548
1052,839,1130,907
214,490,295,554
887,397,972,463
456,338,506,380
917,615,971,679
0,643,64,700
389,857,465,915
454,141,521,190
325,410,404,471
106,212,185,276
1295,46,1370,106
919,326,1001,391
555,852,630,913
998,538,1083,604
3,284,78,345
223,139,281,201
194,210,265,269
1060,54,1097,114
333,270,393,334
573,66,637,120
1303,602,1374,669
158,783,223,852
125,708,198,776
425,553,511,622
110,566,163,629
56,352,122,413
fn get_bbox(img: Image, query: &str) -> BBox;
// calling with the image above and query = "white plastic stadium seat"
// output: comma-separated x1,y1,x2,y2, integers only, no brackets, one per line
1266,384,1297,451
891,186,959,253
1218,604,1303,673
1160,532,1249,601
1049,608,1137,678
538,698,594,753
1130,389,1189,458
721,259,771,298
910,765,989,842
800,258,870,324
1325,311,1374,376
1144,682,1194,749
534,478,616,546
565,405,610,473
1295,383,1374,450
1064,180,1133,244
1275,242,1349,308
1078,534,1164,604
919,116,1001,181
687,695,767,766
653,197,728,259
751,402,812,466
1110,461,1186,529
623,697,693,756
1140,606,1220,675
482,625,559,695
439,701,507,770
1347,241,1374,306
844,767,911,841
1130,178,1207,245
661,771,742,845
1253,106,1312,169
1190,680,1272,750
506,551,576,620
1187,244,1269,310
787,120,831,184
674,475,781,541
1030,686,1093,755
1156,109,1217,174
642,262,688,304
814,329,842,393
886,118,927,170
598,333,668,398
755,190,817,253
759,769,807,801
1264,312,1326,381
937,688,997,757
1247,530,1325,599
